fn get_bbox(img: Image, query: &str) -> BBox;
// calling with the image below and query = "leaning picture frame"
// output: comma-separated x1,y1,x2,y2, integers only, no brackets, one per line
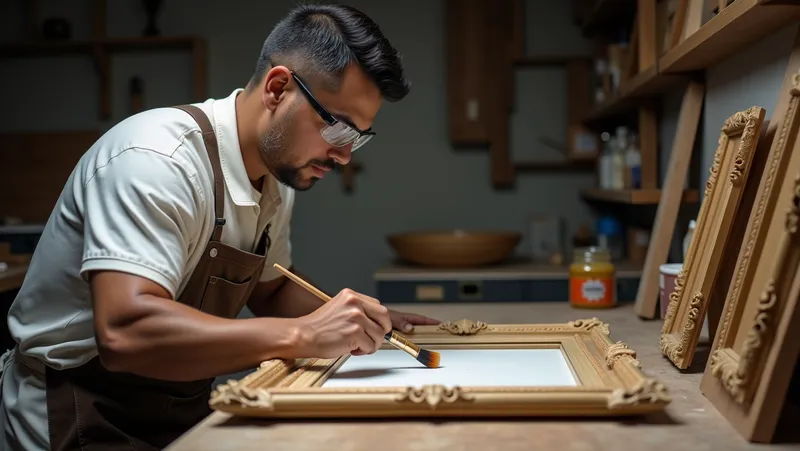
209,318,670,418
659,105,766,370
699,70,800,443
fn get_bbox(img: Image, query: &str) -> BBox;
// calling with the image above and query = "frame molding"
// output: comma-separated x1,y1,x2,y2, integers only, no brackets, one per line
700,71,800,443
659,105,766,369
209,318,671,418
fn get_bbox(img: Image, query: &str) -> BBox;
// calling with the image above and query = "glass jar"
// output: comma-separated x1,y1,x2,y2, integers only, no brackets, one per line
569,247,616,309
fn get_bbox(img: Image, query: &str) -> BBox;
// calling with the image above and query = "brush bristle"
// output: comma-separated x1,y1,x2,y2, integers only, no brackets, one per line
416,348,441,369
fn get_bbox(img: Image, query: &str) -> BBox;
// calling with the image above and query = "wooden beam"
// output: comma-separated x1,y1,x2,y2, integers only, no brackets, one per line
634,81,705,318
637,0,658,71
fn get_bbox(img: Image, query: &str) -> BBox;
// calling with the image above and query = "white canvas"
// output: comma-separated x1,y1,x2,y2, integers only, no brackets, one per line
321,348,578,388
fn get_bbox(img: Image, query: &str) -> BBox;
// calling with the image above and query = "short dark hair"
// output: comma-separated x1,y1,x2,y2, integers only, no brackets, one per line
248,3,410,102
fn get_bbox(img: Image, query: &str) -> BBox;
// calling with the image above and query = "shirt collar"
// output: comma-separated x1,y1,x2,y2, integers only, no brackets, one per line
211,88,282,209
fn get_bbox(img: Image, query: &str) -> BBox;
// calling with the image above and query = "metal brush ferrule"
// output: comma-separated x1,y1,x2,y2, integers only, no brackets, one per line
386,332,419,357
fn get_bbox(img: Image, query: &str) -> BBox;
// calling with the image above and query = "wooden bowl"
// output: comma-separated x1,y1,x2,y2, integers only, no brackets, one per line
386,230,521,267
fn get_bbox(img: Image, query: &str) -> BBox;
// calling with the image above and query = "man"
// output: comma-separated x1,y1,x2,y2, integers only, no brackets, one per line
0,4,438,450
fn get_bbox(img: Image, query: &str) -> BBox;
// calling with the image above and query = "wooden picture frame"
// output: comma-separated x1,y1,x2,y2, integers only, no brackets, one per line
699,71,800,443
659,105,766,370
209,318,671,418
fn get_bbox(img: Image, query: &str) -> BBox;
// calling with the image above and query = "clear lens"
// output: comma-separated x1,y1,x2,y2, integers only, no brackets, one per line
321,122,359,147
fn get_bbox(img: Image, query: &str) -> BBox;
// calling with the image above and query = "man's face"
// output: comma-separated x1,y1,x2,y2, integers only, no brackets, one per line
258,64,383,191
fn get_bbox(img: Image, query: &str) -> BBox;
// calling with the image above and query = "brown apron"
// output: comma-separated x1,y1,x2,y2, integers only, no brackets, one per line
44,105,271,450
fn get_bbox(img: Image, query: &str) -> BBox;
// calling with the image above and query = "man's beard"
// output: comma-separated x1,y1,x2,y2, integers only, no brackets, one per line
259,105,336,191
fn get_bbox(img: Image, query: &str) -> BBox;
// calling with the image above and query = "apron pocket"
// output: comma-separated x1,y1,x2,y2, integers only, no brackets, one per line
198,276,251,319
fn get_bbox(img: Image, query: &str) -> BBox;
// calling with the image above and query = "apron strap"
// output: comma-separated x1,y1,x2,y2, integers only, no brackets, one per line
173,104,225,242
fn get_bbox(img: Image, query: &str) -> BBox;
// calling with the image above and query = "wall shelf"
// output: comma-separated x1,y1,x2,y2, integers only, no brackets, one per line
514,160,595,172
0,34,207,120
0,35,202,57
659,0,800,73
580,188,700,204
584,65,688,124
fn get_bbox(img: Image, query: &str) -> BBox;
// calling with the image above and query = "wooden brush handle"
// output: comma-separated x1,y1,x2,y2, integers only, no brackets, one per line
273,263,395,341
273,263,332,302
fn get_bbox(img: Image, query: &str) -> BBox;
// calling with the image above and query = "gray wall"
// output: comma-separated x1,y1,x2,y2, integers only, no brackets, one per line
1,1,798,297
0,0,598,296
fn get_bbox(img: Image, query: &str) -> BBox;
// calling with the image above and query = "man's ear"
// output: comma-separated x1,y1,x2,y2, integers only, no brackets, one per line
261,66,293,111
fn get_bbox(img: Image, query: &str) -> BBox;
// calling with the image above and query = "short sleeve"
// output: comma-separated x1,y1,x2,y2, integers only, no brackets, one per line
79,148,203,297
259,194,293,282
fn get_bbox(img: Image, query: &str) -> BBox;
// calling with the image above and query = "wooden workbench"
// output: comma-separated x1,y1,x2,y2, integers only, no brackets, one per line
0,264,27,293
167,302,799,451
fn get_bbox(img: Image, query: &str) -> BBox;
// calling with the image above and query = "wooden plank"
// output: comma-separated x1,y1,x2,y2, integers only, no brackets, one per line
659,0,800,73
668,0,690,50
487,0,515,188
638,0,658,71
580,188,700,204
681,0,706,40
634,81,704,318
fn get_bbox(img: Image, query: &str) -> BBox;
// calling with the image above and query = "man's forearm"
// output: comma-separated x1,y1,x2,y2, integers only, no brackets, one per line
251,268,326,318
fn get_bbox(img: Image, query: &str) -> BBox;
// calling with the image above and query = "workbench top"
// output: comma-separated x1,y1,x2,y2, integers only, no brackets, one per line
0,264,27,293
166,302,799,451
373,259,643,281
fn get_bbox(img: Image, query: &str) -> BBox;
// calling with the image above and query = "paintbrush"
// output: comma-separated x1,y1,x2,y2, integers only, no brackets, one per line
272,263,440,369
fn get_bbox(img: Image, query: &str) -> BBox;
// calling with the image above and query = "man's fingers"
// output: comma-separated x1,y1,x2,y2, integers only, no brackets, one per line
359,298,393,334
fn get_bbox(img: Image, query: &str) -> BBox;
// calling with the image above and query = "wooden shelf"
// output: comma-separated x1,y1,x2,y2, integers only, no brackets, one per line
583,65,688,123
580,188,700,204
513,55,592,67
659,0,800,73
1,35,207,119
0,36,203,58
579,0,637,37
514,160,595,172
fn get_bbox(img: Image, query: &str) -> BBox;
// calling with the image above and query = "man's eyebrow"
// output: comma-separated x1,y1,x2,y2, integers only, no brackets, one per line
332,112,358,129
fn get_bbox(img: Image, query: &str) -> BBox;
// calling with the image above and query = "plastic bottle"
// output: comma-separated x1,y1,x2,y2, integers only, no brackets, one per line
598,132,613,189
626,132,642,189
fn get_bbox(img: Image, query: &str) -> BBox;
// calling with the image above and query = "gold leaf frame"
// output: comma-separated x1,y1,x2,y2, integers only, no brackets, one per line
209,318,670,418
659,105,767,369
699,71,800,443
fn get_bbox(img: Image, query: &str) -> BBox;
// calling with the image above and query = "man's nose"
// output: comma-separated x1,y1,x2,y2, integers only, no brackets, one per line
329,143,353,165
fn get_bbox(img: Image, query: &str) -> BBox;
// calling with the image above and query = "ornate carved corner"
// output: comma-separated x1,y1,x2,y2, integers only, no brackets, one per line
608,378,671,409
713,279,780,404
438,319,488,335
210,380,275,409
395,384,474,408
723,106,763,186
605,341,640,369
660,291,703,365
568,317,610,334
661,268,686,333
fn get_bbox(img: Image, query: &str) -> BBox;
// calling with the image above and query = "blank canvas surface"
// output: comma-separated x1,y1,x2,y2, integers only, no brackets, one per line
321,348,578,388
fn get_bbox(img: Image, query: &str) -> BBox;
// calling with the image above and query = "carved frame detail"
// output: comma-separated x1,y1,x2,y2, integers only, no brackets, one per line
699,70,800,443
659,105,766,369
209,318,670,419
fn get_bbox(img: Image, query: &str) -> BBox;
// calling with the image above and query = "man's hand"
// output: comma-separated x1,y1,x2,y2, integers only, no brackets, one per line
293,288,393,358
389,309,441,333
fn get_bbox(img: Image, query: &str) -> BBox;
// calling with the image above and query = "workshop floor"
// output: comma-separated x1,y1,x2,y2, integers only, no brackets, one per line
169,302,800,451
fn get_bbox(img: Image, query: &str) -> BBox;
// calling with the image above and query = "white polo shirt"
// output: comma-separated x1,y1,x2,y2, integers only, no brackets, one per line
6,88,294,370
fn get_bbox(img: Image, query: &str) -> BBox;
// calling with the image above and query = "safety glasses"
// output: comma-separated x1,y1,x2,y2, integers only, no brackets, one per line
291,71,375,151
